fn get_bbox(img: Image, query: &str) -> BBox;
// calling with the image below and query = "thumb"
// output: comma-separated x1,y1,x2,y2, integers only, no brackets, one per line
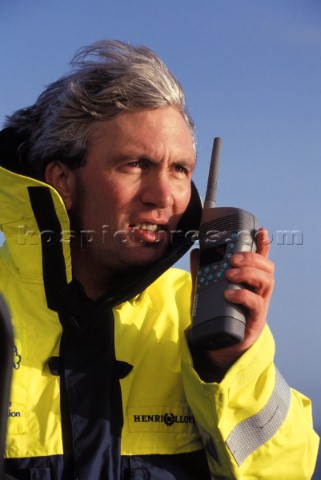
256,227,271,258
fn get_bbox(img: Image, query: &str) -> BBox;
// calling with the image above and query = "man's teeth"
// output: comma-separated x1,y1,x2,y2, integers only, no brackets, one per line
138,223,161,232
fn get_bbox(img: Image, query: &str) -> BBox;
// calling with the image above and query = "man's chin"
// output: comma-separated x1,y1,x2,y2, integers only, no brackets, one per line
120,243,168,268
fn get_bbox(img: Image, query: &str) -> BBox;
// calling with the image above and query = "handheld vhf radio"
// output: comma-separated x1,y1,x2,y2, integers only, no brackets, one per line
190,137,258,350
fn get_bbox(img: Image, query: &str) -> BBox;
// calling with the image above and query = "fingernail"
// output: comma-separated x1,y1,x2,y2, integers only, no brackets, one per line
224,289,237,297
232,253,244,263
227,268,240,277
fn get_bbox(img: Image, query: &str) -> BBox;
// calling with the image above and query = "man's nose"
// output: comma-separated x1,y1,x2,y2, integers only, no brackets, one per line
140,172,174,209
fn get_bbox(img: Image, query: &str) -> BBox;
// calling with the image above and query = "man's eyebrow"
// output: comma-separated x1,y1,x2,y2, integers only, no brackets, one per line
104,149,196,168
104,152,141,165
173,158,195,166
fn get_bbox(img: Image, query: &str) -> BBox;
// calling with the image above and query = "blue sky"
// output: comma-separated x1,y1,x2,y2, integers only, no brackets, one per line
1,0,321,472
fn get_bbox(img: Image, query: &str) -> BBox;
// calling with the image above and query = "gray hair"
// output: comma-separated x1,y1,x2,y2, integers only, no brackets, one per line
5,40,194,179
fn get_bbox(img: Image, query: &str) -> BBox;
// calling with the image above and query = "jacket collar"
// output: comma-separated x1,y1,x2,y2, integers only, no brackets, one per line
0,126,202,313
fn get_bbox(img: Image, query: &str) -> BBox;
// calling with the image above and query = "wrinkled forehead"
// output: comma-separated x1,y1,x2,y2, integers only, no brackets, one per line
86,108,196,164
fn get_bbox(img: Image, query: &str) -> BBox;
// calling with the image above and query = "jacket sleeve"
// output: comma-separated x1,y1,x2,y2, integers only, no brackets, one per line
181,325,319,479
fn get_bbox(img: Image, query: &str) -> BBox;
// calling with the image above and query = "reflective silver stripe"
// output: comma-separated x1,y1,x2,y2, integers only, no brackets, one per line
226,368,291,466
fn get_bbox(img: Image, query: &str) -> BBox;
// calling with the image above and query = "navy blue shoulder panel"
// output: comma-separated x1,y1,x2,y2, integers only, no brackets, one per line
122,451,211,479
5,450,210,479
4,455,72,480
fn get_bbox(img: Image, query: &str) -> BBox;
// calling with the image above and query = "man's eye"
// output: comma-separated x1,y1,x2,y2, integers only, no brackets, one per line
174,164,189,175
127,161,141,168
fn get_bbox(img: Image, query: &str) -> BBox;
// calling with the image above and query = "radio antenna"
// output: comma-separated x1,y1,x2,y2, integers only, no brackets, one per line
204,137,221,209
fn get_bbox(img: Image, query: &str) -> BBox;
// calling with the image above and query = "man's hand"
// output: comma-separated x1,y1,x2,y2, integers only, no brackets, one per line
190,228,274,370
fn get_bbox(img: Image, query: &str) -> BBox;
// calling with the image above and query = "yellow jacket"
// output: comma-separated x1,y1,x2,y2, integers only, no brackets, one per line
0,160,319,479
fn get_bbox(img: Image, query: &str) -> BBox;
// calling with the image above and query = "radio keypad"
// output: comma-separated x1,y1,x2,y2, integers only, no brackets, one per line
197,233,238,291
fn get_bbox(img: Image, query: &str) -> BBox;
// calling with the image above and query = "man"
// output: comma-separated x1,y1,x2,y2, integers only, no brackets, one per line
0,40,318,479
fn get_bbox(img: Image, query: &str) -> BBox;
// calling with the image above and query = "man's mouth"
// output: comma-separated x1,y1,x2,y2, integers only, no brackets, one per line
129,223,168,244
136,222,164,232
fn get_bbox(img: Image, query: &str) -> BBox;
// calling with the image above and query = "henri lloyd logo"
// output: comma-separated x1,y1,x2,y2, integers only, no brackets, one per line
133,412,195,427
128,407,196,433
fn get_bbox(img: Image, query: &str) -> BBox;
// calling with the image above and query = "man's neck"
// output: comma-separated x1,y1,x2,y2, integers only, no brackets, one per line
71,247,113,301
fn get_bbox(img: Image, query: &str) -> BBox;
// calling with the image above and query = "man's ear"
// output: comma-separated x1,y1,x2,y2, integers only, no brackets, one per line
44,161,75,211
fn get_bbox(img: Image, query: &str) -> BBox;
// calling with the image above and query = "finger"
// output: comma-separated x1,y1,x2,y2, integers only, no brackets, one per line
226,266,274,293
223,288,266,335
229,251,275,275
224,288,265,316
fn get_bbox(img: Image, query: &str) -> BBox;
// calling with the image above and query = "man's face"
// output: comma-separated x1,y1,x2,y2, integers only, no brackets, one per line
66,107,195,276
